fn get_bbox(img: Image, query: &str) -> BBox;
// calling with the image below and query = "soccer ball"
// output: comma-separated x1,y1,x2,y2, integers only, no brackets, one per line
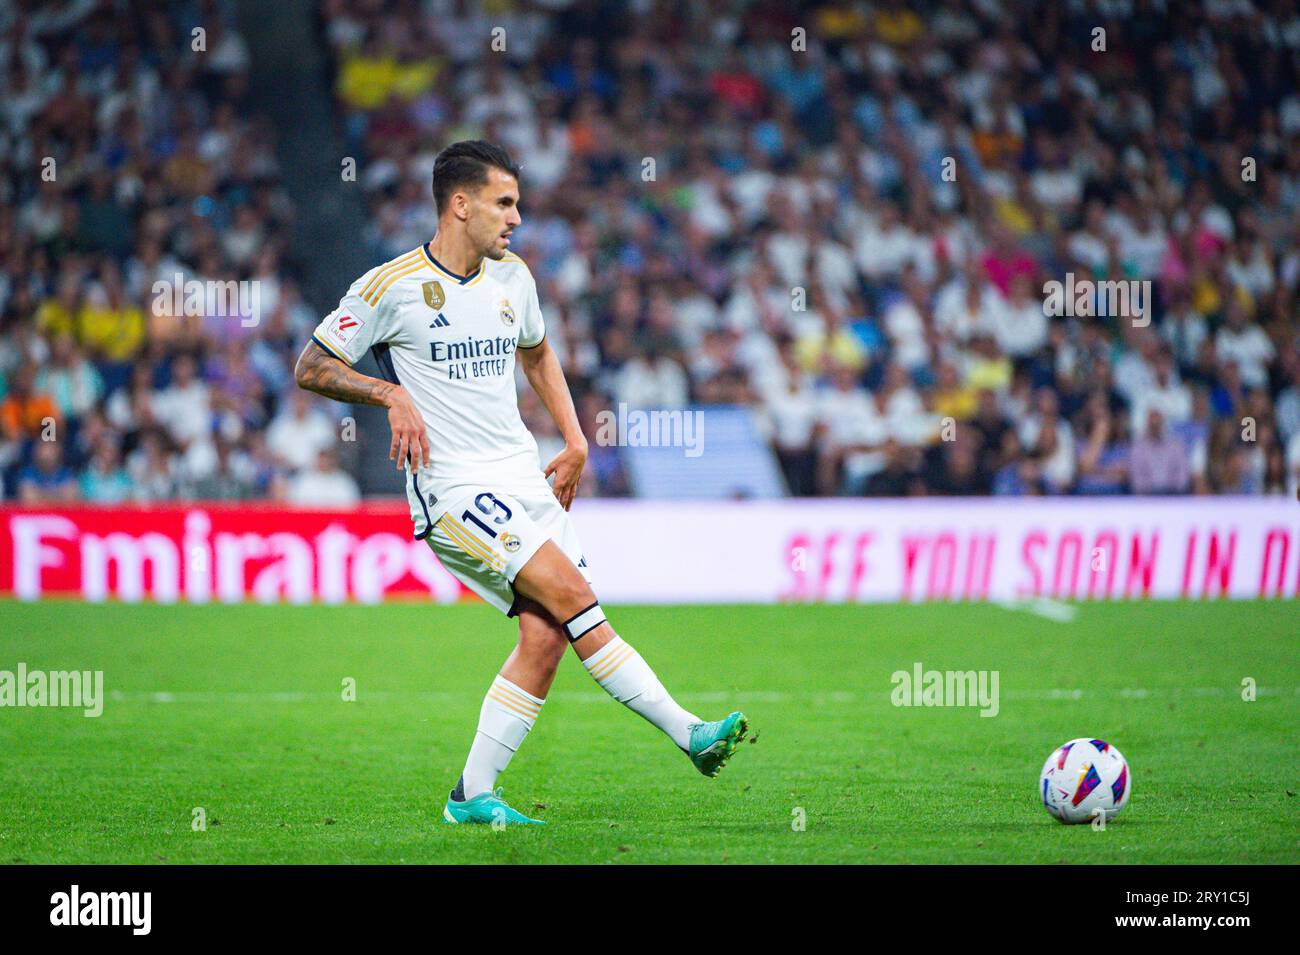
1039,738,1131,824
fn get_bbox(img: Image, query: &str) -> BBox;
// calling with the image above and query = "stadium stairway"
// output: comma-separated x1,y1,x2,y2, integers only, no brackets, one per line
235,0,396,496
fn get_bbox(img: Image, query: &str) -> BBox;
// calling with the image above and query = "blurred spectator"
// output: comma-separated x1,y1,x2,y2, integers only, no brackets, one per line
152,354,208,438
817,364,888,495
1283,426,1300,499
863,439,923,496
125,430,179,502
79,437,131,502
265,389,337,474
287,447,360,506
1076,404,1132,496
190,438,255,500
993,431,1042,497
985,274,1049,359
763,357,819,496
1131,350,1192,433
18,440,77,503
927,432,991,496
1018,388,1075,492
1214,300,1276,391
1131,410,1192,495
36,335,102,419
576,391,629,497
613,339,689,409
1,364,60,442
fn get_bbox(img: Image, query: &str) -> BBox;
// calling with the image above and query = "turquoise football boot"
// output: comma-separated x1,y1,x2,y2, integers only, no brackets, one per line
442,778,545,826
687,711,749,778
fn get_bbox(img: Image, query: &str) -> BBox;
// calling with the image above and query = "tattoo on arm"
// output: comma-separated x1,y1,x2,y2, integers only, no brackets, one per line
294,341,395,407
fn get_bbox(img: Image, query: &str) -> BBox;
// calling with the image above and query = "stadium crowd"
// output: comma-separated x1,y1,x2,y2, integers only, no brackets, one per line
0,0,362,504
2,0,1298,503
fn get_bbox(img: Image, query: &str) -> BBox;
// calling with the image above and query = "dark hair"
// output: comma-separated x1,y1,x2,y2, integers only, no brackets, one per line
431,140,520,215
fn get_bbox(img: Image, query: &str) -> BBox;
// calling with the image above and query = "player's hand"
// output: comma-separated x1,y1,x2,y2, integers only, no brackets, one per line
544,440,587,510
383,385,430,471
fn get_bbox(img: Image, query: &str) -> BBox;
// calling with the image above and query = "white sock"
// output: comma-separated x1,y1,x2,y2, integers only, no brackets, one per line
583,635,699,751
460,675,544,798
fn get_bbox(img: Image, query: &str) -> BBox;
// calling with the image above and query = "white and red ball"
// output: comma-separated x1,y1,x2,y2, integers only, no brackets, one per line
1039,738,1131,824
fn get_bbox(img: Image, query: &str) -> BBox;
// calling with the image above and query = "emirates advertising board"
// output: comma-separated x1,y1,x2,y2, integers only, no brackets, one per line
0,498,1296,605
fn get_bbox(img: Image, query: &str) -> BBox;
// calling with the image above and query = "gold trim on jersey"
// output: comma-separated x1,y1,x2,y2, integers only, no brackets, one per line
497,252,533,278
365,260,428,306
420,242,439,272
360,249,422,303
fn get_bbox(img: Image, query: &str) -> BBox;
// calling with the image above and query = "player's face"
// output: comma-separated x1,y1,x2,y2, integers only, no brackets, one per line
468,169,521,261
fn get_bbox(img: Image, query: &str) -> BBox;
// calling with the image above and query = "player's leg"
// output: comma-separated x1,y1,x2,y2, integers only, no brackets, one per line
425,510,556,825
512,540,749,777
454,598,565,808
499,596,569,698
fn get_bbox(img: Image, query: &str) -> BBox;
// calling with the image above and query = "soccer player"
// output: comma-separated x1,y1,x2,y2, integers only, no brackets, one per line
294,141,747,825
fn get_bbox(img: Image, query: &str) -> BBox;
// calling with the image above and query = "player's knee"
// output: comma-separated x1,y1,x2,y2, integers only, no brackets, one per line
515,541,596,618
553,573,596,617
527,578,595,624
518,619,567,671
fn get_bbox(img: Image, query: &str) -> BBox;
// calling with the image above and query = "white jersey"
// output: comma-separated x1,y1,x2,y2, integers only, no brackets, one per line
311,243,551,536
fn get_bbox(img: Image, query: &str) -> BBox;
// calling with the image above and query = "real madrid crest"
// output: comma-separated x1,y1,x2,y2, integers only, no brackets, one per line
499,531,521,552
422,280,445,310
499,298,516,327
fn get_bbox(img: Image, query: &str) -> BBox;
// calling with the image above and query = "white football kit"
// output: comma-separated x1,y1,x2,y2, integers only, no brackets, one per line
311,243,591,615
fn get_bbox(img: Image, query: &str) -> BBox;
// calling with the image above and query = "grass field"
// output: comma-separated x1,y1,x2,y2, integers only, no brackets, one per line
0,598,1295,864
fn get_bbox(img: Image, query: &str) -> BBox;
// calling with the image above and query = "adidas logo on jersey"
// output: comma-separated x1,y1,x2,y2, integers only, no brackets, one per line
429,313,451,328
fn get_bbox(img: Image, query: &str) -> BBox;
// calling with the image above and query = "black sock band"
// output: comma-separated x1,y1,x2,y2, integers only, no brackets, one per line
563,602,606,642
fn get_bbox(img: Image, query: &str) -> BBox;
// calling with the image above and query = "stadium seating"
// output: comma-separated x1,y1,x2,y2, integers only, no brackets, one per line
2,0,1297,502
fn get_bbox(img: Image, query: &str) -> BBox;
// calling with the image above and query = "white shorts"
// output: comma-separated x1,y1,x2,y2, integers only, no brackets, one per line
421,486,592,616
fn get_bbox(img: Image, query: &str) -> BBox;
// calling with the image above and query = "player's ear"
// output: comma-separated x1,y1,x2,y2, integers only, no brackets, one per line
451,190,470,222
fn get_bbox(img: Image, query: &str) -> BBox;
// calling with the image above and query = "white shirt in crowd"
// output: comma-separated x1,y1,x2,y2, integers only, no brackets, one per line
266,406,339,472
1131,378,1193,431
985,296,1048,357
1215,323,1276,389
1113,350,1156,405
288,467,361,506
854,220,920,279
882,297,931,370
614,356,690,409
152,380,211,446
934,280,997,343
763,384,820,451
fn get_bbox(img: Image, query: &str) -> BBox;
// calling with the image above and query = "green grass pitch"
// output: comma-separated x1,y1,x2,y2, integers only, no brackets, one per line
0,598,1295,864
